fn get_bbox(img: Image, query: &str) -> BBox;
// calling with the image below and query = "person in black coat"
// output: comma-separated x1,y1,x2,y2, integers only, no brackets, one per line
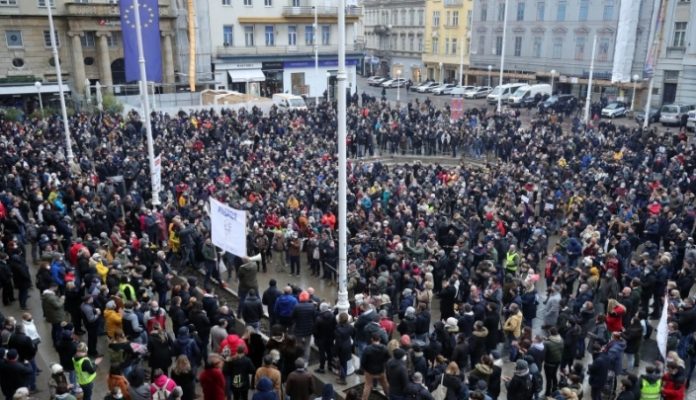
241,289,264,330
313,303,336,374
386,348,410,399
0,349,32,399
147,325,174,374
168,296,188,334
588,345,610,400
262,279,282,327
8,250,32,310
439,277,457,320
483,303,501,352
334,312,354,384
8,324,37,362
0,254,15,305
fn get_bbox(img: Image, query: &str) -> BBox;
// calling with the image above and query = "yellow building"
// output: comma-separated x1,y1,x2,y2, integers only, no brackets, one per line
422,0,473,84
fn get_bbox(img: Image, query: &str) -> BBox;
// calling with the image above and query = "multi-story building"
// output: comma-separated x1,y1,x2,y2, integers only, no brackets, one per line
207,0,362,98
0,0,178,107
363,0,425,81
651,0,696,106
422,0,474,84
469,0,655,99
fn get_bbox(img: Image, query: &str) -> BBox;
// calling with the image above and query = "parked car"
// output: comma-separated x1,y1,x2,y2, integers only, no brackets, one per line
659,104,695,125
634,108,661,125
687,110,696,131
382,78,408,88
486,83,526,104
367,76,387,86
449,85,476,96
416,82,440,93
542,94,578,113
601,102,627,118
431,83,456,95
411,80,435,92
464,86,492,99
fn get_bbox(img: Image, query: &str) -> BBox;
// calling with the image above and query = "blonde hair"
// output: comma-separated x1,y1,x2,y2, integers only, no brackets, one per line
445,362,460,375
173,355,192,374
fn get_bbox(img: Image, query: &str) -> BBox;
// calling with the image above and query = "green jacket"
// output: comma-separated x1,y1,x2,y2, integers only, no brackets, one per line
41,290,65,324
544,335,564,365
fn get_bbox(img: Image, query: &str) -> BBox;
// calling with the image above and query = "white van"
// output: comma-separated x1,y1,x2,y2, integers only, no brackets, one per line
508,84,552,106
487,83,526,104
272,93,308,111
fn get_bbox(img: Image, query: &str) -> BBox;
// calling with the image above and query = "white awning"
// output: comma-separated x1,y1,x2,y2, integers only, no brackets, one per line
227,69,265,83
0,84,70,96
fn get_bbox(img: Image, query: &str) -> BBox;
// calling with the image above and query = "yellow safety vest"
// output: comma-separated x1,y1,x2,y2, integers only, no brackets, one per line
505,252,519,272
640,378,661,400
73,357,97,386
119,283,135,301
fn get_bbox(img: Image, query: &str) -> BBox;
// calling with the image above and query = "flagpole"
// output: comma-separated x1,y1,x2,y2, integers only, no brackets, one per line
46,0,73,163
133,0,160,206
336,0,349,316
583,35,597,124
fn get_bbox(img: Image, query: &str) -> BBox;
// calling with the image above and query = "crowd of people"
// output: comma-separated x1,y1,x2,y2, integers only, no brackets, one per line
0,93,693,400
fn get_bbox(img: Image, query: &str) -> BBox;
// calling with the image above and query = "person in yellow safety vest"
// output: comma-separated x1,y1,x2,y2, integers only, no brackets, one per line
639,365,662,400
118,276,136,302
73,342,97,400
505,245,520,275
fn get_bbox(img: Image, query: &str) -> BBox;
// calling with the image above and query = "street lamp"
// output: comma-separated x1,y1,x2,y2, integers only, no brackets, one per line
396,68,402,104
630,74,640,111
550,69,557,95
34,81,44,117
487,65,492,87
326,72,331,104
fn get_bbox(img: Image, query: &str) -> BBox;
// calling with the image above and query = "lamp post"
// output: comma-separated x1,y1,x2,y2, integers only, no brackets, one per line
396,68,402,104
488,65,492,87
34,81,44,117
550,69,556,95
336,0,349,315
326,72,331,104
497,0,509,113
630,74,640,111
314,0,319,106
439,62,443,83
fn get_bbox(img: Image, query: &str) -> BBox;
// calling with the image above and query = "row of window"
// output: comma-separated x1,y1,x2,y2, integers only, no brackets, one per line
223,25,331,47
222,0,269,6
366,33,424,53
365,9,425,27
475,34,612,61
478,1,615,23
429,37,471,56
5,30,118,49
431,10,470,27
0,0,59,6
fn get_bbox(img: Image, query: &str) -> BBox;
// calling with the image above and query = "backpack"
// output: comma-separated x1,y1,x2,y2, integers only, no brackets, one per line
153,378,172,400
531,372,543,394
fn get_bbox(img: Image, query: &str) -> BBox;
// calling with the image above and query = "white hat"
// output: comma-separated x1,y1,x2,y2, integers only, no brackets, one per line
445,317,459,332
50,363,64,374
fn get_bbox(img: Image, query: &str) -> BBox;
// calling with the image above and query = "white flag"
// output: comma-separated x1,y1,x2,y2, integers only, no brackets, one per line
656,294,669,360
209,197,247,258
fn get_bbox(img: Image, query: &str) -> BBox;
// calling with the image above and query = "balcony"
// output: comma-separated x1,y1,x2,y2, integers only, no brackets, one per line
444,0,464,7
216,43,358,56
64,1,171,18
374,24,390,35
281,5,362,18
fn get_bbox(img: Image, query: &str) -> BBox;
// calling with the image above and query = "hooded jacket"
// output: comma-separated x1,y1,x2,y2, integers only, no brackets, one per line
588,352,610,388
544,334,563,364
241,293,264,324
252,377,278,400
173,327,201,366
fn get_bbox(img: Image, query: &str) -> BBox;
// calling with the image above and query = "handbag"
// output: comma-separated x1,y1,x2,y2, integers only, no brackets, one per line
431,374,446,400
218,259,227,275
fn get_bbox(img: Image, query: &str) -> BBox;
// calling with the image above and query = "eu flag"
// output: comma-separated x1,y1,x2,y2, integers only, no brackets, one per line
120,0,163,83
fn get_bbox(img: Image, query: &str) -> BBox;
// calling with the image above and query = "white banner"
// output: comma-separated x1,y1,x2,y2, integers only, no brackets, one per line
152,155,162,204
611,0,641,83
209,197,247,258
656,294,669,360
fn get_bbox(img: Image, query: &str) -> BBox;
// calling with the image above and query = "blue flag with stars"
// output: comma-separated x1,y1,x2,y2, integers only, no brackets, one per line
120,0,162,83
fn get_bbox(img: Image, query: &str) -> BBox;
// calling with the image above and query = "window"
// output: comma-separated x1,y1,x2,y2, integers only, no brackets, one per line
603,1,614,20
43,30,59,47
478,35,485,55
409,10,415,26
452,11,459,26
481,3,487,21
575,36,585,60
445,38,450,54
244,25,254,46
556,1,566,21
433,11,440,27
81,31,96,48
418,36,423,51
243,0,251,6
451,38,457,54
432,37,439,54
536,2,544,21
498,3,506,21
222,0,231,5
264,0,271,6
673,22,687,47
514,36,522,56
11,58,23,67
304,25,314,45
288,25,296,46
533,36,542,58
446,11,451,25
495,35,503,55
418,10,424,25
579,0,588,21
106,32,118,47
401,35,406,50
38,0,55,7
598,38,610,61
321,25,330,45
409,35,414,51
222,25,234,46
292,0,300,7
401,10,406,25
5,30,22,47
265,25,274,46
553,38,562,58
467,10,472,26
516,2,525,21
0,0,18,5
392,10,397,25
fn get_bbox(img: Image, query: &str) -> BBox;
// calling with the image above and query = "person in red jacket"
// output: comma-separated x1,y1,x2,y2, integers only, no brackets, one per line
199,354,226,400
605,299,626,332
661,360,687,400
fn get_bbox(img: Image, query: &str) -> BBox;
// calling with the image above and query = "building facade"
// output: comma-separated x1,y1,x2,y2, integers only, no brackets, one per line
0,0,178,106
422,0,474,84
207,0,362,99
651,0,696,106
363,0,425,81
469,0,655,100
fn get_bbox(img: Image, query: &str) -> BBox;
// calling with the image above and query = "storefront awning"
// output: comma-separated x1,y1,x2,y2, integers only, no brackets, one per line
227,69,265,83
0,83,70,95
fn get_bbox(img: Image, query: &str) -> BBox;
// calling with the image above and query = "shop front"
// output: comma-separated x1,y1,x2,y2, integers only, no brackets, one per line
215,62,266,95
261,62,284,97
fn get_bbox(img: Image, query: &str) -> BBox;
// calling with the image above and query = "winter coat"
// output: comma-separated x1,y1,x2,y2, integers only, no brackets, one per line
360,343,390,374
170,369,195,400
173,329,202,367
199,366,226,400
285,369,314,400
147,332,174,371
41,290,65,324
468,327,489,367
274,294,298,319
313,310,337,346
291,302,316,337
238,262,259,292
661,368,686,400
241,293,264,324
504,311,523,338
252,377,279,400
604,339,627,374
622,323,643,354
386,358,410,397
588,352,610,388
543,334,564,365
104,309,123,338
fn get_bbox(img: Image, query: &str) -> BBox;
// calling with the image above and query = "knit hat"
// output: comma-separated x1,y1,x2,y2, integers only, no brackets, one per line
400,334,411,347
6,349,18,360
515,359,529,372
393,348,407,360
